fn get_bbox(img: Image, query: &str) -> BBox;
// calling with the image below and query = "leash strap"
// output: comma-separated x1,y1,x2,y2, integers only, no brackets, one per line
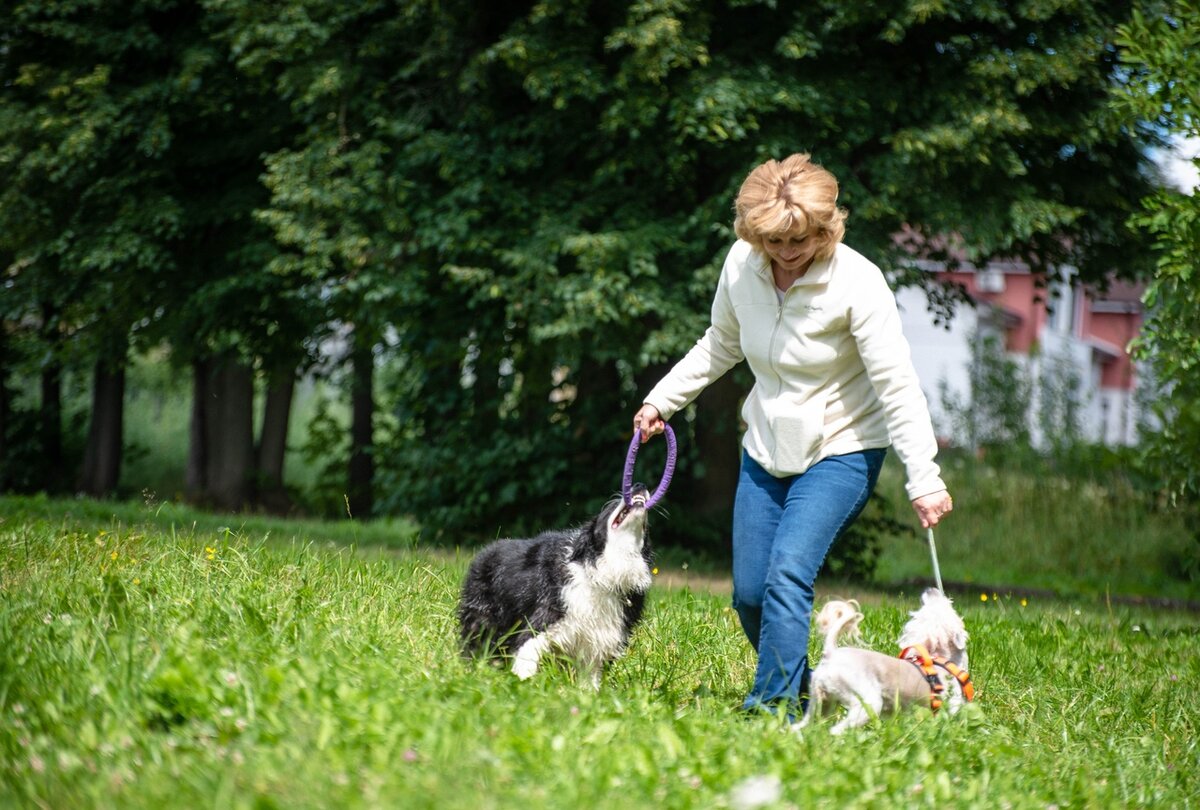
623,423,676,509
926,528,944,593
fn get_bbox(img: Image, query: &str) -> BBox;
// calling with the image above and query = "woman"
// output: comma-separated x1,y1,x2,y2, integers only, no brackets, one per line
632,153,953,718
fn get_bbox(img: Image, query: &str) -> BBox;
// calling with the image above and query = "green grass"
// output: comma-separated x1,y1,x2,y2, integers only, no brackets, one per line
2,495,1198,808
871,454,1200,604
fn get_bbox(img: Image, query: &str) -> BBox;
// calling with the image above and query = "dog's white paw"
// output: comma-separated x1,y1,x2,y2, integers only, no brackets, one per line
512,658,538,680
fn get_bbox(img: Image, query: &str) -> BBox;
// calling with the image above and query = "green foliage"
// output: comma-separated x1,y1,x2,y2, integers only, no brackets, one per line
1,496,1198,807
1,0,1167,545
1115,1,1200,503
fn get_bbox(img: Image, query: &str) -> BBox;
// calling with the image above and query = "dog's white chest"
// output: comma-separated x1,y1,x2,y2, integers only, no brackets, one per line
549,549,650,667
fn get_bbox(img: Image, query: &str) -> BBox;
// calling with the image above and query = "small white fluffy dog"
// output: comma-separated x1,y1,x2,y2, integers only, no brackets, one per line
796,588,972,734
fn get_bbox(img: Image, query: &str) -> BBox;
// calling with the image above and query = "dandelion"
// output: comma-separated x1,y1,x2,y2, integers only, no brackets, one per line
110,550,118,560
652,567,659,575
980,594,988,602
206,546,216,561
1020,599,1027,607
132,578,141,586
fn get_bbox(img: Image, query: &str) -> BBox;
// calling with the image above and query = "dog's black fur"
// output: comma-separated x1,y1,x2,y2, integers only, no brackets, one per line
457,486,654,683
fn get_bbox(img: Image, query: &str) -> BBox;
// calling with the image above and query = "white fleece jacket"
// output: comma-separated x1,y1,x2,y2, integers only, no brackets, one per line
644,239,945,501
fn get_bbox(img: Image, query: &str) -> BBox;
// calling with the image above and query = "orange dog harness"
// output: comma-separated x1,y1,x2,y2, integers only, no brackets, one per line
899,644,976,712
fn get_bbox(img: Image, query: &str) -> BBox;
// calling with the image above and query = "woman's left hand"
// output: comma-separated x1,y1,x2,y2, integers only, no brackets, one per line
912,489,953,529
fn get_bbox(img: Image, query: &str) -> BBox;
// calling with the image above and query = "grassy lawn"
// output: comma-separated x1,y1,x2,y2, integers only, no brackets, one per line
869,453,1200,605
2,494,1197,808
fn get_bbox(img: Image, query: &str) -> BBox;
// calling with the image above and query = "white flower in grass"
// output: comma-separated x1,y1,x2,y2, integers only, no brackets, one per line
730,774,783,810
222,670,239,687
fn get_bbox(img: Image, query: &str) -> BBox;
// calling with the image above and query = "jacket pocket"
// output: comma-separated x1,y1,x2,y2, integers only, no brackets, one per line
770,393,828,474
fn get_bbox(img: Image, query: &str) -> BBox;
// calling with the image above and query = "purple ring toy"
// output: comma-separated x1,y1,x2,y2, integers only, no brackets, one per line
623,423,676,509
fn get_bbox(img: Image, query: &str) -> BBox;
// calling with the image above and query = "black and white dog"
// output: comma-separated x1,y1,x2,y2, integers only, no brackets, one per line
458,485,654,689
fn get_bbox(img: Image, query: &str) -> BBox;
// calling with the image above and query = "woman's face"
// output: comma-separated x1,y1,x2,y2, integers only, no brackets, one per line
762,229,822,273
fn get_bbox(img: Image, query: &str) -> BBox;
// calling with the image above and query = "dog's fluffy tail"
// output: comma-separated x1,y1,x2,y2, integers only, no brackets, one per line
814,599,863,659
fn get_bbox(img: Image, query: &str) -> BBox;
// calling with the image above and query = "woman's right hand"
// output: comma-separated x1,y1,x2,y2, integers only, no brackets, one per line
632,404,665,443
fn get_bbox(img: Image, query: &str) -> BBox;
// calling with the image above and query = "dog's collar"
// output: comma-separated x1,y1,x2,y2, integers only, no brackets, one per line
899,644,976,713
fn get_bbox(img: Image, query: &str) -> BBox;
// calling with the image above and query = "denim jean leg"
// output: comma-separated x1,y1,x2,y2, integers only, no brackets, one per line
730,452,787,652
743,450,885,715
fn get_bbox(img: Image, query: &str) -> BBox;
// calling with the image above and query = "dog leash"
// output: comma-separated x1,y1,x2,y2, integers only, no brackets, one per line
623,423,676,509
926,528,944,593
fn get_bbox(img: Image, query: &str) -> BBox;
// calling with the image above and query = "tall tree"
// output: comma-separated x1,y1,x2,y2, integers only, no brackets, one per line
383,0,1161,543
1115,0,1200,502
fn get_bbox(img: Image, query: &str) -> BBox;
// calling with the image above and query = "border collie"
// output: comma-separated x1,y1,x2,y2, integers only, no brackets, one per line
458,485,654,689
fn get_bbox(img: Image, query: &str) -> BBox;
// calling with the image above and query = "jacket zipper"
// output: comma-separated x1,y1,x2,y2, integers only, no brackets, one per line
767,291,788,468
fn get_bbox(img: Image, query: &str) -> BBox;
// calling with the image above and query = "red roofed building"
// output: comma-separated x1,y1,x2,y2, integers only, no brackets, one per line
896,260,1145,448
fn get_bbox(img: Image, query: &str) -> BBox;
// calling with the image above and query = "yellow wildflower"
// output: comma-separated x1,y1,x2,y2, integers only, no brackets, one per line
980,593,988,602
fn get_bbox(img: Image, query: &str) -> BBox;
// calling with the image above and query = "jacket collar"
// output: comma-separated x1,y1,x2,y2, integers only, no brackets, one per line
751,246,836,288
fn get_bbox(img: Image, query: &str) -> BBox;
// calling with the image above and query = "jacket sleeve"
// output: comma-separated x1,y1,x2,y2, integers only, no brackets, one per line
850,270,947,500
643,257,745,420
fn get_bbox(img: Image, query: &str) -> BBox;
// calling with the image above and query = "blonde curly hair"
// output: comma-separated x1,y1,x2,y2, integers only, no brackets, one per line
733,153,847,261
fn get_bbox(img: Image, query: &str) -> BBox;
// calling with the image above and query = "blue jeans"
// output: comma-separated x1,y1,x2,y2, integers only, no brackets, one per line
732,448,886,715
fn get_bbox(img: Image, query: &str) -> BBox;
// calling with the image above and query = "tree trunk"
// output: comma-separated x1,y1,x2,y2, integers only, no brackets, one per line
40,360,64,493
187,354,255,510
78,356,126,496
205,357,255,511
347,334,375,518
0,332,9,492
186,357,211,500
256,366,295,513
470,327,501,435
39,303,64,491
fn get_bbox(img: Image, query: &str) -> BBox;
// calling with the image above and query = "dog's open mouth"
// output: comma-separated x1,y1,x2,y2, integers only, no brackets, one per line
612,490,648,529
